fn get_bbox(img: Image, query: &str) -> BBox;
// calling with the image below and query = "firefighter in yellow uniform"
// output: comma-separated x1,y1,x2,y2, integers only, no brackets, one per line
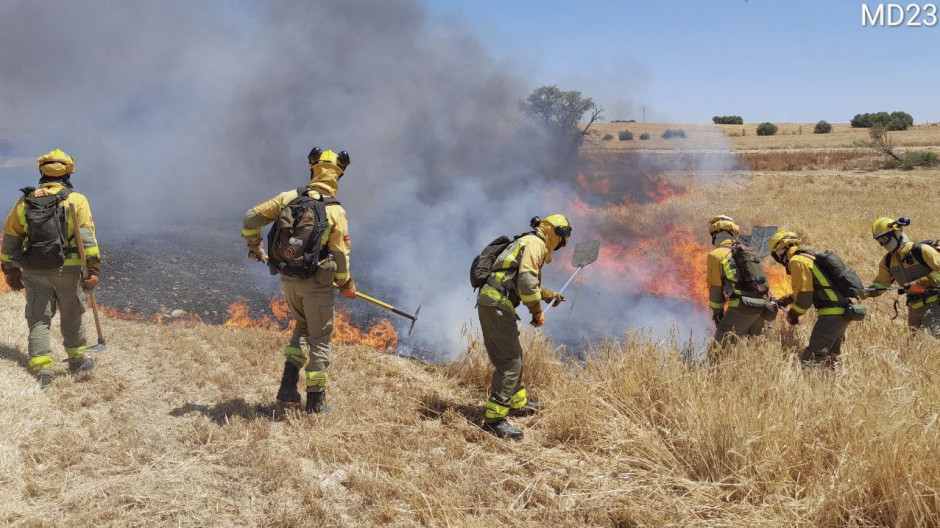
706,215,764,347
242,148,355,413
477,214,569,440
768,231,859,368
1,149,101,387
865,217,940,336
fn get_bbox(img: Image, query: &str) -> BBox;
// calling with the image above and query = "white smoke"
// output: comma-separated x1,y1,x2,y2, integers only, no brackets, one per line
0,0,723,360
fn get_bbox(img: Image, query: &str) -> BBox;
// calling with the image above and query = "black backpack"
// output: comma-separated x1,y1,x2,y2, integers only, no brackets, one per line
730,242,769,296
470,233,526,289
266,187,338,279
800,249,864,298
19,186,72,270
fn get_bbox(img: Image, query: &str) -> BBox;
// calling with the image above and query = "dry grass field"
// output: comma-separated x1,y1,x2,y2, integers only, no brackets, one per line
2,127,940,527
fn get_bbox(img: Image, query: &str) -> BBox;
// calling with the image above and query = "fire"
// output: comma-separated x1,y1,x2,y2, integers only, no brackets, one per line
222,296,398,351
100,295,398,351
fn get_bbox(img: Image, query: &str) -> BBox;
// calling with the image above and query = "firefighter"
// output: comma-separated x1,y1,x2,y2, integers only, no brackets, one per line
864,217,940,337
242,147,354,413
476,214,569,440
1,149,100,387
706,215,767,348
768,231,858,368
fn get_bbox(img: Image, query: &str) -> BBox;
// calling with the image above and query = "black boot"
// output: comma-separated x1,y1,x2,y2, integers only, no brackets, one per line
305,391,332,414
276,362,302,403
68,357,95,373
483,419,524,440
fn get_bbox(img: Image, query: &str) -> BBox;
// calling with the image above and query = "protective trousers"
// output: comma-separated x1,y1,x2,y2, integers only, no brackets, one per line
22,267,88,374
714,305,764,345
907,303,940,338
800,314,851,367
478,303,528,423
281,276,333,393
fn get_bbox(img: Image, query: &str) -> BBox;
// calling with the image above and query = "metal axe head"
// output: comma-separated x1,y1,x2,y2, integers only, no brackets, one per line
571,240,601,268
408,305,421,336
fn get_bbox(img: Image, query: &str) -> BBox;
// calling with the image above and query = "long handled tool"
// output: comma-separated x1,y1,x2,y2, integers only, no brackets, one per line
69,204,106,352
335,285,421,336
547,239,601,312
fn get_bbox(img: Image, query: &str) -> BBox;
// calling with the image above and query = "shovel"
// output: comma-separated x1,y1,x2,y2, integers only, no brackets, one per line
547,239,601,312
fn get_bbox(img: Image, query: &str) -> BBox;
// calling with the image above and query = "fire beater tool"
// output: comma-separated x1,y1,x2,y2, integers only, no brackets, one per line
334,284,421,336
547,239,601,312
69,204,106,352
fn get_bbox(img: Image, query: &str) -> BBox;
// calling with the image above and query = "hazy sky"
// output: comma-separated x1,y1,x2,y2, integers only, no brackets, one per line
423,0,940,124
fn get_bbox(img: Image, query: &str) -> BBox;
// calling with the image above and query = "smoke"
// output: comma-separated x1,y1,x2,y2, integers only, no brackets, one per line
0,0,726,360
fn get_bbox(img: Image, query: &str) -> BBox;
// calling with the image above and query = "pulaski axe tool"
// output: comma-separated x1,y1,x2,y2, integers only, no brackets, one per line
334,284,421,336
547,239,601,312
69,204,106,352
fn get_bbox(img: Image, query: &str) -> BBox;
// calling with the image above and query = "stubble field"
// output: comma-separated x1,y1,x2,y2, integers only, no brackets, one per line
1,124,938,527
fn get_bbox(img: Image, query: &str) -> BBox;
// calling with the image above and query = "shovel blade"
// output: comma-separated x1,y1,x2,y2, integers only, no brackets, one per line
571,240,601,268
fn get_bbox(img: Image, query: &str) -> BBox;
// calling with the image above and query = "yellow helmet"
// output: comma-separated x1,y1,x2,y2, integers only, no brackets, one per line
769,230,800,264
531,214,572,250
36,148,74,177
872,217,904,239
708,215,739,237
308,147,350,172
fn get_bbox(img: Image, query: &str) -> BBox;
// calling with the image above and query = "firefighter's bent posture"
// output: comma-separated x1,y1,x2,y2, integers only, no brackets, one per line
1,149,101,387
242,148,355,413
476,215,569,439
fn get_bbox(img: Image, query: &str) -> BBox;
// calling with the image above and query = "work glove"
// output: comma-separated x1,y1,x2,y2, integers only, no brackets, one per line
540,287,565,307
711,308,724,329
337,277,357,298
776,294,794,307
904,282,927,295
2,265,24,291
246,236,268,263
786,309,800,326
526,301,545,328
82,259,101,291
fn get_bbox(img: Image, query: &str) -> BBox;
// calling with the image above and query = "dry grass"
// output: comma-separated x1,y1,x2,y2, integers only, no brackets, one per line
2,136,940,525
588,122,940,152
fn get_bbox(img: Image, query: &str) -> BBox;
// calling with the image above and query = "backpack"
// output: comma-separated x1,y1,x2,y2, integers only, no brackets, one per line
266,187,338,279
730,242,769,297
800,249,865,298
881,240,940,272
470,233,526,289
19,186,72,270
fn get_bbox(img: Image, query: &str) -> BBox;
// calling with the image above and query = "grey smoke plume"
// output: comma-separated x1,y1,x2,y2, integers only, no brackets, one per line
0,0,717,359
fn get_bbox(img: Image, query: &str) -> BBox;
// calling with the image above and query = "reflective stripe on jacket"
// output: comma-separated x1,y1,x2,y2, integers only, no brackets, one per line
787,251,846,316
872,241,940,309
477,233,549,316
1,182,99,267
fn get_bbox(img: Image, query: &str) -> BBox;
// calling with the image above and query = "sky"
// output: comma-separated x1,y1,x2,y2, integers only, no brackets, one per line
423,0,940,124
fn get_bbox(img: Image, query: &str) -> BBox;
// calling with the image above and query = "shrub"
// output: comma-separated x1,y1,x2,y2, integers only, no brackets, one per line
602,133,614,141
618,130,633,141
851,111,914,131
899,150,938,170
756,122,778,136
661,128,687,139
814,120,832,134
639,133,650,140
712,115,744,125
610,119,637,123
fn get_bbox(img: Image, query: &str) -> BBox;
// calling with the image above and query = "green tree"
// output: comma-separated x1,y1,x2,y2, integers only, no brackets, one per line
520,86,603,155
814,120,832,134
756,122,778,136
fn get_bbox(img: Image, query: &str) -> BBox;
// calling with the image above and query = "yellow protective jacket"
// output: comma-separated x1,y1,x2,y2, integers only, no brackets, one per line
477,227,555,317
1,182,100,268
785,249,847,316
871,241,940,308
242,166,351,282
706,238,748,310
